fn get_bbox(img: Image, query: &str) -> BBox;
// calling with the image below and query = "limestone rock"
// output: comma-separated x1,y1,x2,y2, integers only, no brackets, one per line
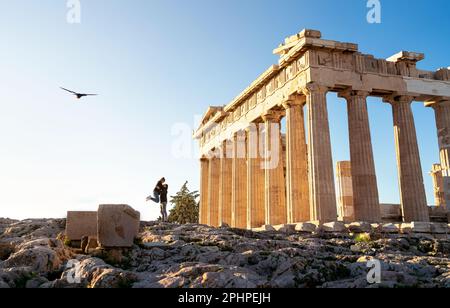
90,268,137,288
411,222,432,233
400,223,412,234
431,223,448,234
25,277,49,288
347,222,372,233
253,225,275,232
2,243,68,273
2,219,65,243
322,222,346,232
273,224,295,233
382,223,400,233
0,242,14,261
1,218,450,288
295,222,317,233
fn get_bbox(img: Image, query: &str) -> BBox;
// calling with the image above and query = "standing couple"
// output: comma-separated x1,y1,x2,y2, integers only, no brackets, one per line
146,177,169,222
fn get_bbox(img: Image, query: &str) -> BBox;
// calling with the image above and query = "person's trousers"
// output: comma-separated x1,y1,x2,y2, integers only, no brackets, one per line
151,191,160,203
160,202,168,222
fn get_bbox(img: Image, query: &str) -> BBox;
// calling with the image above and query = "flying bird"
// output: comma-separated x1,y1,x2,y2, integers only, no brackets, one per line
60,87,98,99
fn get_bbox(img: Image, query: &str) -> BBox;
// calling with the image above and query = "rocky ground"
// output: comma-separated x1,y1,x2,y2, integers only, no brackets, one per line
0,218,449,288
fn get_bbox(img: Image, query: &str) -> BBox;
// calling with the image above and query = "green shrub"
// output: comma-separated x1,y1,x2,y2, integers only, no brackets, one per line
355,233,371,243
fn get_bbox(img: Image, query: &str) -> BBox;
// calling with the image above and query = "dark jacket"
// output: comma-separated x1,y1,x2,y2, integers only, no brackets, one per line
160,185,168,203
153,180,164,194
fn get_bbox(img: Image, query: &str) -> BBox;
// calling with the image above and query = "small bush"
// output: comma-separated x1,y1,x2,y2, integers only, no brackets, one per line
63,236,71,247
355,233,371,243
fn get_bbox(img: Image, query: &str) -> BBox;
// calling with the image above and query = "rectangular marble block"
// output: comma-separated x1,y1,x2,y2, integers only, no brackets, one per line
65,211,98,241
97,205,140,248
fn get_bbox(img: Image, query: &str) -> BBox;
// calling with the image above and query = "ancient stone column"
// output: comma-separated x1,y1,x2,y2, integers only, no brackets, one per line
430,164,446,209
282,96,310,223
207,156,220,227
246,123,265,229
432,100,450,176
199,157,209,224
427,99,450,211
339,90,381,222
335,161,354,222
219,140,233,226
262,111,287,225
302,83,337,223
231,131,248,228
387,95,429,222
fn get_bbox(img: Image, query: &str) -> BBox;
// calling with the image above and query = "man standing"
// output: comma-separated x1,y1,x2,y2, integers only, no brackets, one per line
160,184,169,222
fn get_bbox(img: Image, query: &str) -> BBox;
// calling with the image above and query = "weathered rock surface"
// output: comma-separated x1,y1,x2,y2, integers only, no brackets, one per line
97,205,140,248
0,218,449,288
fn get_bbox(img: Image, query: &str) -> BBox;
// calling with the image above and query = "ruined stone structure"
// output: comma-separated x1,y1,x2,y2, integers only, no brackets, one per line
66,204,140,249
194,29,450,227
65,211,98,242
336,161,354,223
430,164,450,211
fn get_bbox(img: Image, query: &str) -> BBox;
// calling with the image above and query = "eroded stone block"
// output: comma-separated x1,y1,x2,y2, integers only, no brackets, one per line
295,222,317,233
411,222,432,233
382,223,400,233
261,225,276,232
97,205,140,248
400,223,412,234
88,237,98,249
347,222,372,233
431,223,448,234
322,221,346,233
65,211,98,241
273,224,295,233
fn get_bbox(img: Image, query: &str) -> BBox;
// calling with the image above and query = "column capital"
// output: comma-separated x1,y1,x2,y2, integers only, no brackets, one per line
424,97,450,109
281,94,306,109
205,149,219,160
244,123,260,133
232,130,247,137
383,94,415,105
300,82,329,96
338,89,370,101
261,110,284,123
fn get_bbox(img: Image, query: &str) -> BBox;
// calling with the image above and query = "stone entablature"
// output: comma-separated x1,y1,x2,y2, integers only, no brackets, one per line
195,29,450,155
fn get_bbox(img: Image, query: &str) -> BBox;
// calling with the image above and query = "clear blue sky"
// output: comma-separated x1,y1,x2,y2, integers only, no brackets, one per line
0,0,449,220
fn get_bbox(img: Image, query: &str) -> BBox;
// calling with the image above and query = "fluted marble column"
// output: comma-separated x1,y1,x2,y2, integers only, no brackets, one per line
199,157,209,224
387,95,429,222
430,164,446,208
302,83,337,223
262,111,287,225
246,123,265,229
340,90,381,222
426,100,450,177
283,96,310,223
219,140,233,226
207,156,220,227
231,131,247,228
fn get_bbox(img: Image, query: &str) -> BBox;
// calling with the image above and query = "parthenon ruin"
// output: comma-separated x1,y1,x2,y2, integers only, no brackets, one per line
194,29,450,229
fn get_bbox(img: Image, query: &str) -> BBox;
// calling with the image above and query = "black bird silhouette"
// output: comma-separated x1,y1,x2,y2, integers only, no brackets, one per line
60,87,98,99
